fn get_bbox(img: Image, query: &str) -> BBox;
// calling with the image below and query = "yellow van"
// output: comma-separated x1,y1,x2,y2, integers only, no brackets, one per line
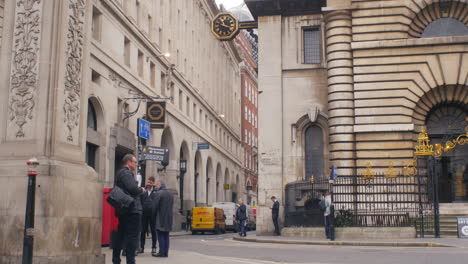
191,207,226,235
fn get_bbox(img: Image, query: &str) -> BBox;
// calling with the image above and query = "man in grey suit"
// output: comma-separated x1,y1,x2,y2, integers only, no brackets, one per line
152,180,173,258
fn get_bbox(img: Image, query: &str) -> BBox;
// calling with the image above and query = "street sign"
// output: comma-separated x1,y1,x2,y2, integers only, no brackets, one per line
147,102,166,129
457,216,468,238
197,143,210,150
140,146,169,166
246,185,253,191
138,118,150,140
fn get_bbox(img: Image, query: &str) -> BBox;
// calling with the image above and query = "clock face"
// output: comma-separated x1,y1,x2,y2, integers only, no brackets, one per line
211,13,239,40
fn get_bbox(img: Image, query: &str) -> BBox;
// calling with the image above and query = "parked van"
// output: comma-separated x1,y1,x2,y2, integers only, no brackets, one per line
191,207,226,235
212,202,237,232
246,205,256,231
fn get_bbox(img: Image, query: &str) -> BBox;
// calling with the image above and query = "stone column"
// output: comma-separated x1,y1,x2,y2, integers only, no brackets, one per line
257,15,283,235
324,10,356,175
0,0,104,263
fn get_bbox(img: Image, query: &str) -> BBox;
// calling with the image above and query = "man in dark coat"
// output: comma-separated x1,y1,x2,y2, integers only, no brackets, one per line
152,180,173,258
271,196,280,235
235,199,247,237
112,154,145,264
138,176,158,254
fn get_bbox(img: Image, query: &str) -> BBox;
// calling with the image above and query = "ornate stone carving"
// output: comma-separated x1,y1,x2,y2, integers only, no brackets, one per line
63,0,85,142
8,0,42,138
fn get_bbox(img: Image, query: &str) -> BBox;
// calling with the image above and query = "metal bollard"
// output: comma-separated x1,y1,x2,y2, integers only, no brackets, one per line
22,158,39,264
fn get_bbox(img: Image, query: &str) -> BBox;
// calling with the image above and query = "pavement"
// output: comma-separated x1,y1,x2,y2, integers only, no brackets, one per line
233,234,468,248
103,232,468,264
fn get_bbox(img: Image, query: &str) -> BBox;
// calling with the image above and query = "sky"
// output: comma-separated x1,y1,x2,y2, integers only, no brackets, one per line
215,0,246,10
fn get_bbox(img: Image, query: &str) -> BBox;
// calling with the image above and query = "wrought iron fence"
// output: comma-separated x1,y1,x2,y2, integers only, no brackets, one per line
284,173,435,229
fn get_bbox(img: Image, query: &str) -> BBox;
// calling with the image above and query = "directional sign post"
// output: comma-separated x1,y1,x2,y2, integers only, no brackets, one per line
140,146,169,166
138,118,150,140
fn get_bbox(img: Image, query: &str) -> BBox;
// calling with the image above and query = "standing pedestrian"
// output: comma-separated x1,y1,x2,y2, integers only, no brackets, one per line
112,154,145,264
152,180,173,258
324,192,333,239
185,210,192,232
235,199,247,237
270,196,280,235
138,176,158,254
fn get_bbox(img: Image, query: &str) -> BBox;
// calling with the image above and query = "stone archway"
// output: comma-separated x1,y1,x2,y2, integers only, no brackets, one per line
407,0,468,38
161,126,176,188
224,168,231,202
86,96,106,181
179,141,191,211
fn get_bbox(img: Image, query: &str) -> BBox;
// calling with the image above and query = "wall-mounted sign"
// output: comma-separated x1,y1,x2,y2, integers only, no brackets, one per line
197,143,210,150
246,185,253,191
147,102,166,129
138,118,150,140
223,184,230,190
140,146,169,167
457,216,468,238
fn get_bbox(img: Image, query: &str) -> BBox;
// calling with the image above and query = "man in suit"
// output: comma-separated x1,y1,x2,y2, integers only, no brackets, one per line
112,154,146,264
152,180,173,258
235,199,247,237
271,196,280,235
138,176,157,254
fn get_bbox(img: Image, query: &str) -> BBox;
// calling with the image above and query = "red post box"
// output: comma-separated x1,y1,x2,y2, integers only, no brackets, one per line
102,188,119,246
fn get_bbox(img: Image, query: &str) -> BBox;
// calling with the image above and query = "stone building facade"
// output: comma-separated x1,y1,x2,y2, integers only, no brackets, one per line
0,0,243,262
246,0,468,235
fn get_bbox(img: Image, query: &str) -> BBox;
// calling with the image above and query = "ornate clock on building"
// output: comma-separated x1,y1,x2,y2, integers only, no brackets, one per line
211,13,239,40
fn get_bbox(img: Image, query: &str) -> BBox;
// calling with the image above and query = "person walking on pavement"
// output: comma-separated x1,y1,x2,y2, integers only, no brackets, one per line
324,192,333,239
271,196,280,235
152,180,173,258
112,154,146,264
138,176,158,254
235,199,247,237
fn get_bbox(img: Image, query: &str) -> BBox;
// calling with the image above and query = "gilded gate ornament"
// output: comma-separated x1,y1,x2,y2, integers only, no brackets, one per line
415,127,434,156
384,161,398,178
362,162,375,180
403,159,417,177
8,0,43,138
63,0,85,142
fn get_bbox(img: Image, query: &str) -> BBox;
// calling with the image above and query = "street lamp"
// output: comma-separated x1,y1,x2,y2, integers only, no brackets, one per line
179,160,187,212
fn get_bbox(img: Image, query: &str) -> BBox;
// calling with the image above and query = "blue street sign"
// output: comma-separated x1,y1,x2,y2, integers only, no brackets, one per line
138,118,150,140
197,143,210,150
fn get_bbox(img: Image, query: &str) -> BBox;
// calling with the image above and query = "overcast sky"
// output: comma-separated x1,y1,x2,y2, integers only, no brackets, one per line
215,0,245,9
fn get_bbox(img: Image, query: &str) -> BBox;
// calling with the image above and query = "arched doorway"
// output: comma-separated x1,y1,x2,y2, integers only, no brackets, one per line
179,141,190,212
304,124,324,181
161,127,175,187
426,104,468,202
86,97,106,181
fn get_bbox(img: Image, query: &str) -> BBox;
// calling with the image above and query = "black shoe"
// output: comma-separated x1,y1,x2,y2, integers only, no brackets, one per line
152,253,167,258
151,248,157,254
137,248,144,254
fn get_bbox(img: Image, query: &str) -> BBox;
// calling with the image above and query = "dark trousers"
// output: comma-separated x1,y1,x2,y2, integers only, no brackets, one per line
140,213,157,249
112,213,141,264
157,230,170,256
239,219,246,235
324,215,331,238
272,215,280,235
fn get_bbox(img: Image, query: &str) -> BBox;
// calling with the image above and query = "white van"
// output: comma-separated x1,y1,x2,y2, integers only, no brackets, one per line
212,202,237,232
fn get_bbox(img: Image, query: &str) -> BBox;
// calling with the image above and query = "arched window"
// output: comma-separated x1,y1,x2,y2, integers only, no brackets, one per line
422,18,468,38
87,99,97,130
304,124,324,181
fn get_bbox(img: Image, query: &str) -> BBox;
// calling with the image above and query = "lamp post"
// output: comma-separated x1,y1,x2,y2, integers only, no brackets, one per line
22,157,39,264
179,160,187,212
